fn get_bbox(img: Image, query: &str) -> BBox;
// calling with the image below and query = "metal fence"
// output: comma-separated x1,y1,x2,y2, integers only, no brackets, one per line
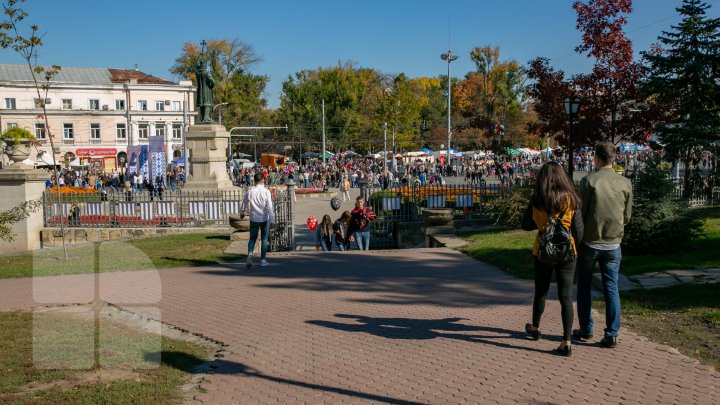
364,183,503,248
43,186,296,251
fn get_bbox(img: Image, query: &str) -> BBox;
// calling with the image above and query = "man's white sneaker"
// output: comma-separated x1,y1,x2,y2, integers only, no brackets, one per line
246,254,253,269
260,259,269,267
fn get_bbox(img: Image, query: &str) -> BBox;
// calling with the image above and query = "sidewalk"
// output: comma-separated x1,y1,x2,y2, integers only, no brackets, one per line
0,248,717,404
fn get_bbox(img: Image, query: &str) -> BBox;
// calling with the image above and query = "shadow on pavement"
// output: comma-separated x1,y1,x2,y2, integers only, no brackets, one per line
194,250,533,308
152,351,425,405
306,314,553,355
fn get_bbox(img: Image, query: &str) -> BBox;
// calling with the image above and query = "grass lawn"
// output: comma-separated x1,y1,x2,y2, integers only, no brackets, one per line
0,232,236,279
0,309,212,404
461,206,720,280
594,283,720,371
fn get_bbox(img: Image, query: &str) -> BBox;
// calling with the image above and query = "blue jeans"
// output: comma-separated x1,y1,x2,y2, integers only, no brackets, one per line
248,220,270,260
576,244,622,337
354,230,370,251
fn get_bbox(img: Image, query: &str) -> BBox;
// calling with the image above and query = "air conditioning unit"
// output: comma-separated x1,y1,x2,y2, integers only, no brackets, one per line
53,147,60,153
44,98,51,105
102,105,109,110
164,100,171,106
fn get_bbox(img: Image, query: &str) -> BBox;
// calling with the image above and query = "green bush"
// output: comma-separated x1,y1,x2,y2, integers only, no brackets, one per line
484,183,534,228
623,155,703,254
1,126,36,145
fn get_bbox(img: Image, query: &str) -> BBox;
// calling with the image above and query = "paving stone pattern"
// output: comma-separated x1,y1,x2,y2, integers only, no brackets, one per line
0,248,718,404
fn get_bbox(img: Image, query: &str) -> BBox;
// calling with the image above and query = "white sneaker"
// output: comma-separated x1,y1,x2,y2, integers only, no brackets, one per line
246,254,253,269
260,259,269,267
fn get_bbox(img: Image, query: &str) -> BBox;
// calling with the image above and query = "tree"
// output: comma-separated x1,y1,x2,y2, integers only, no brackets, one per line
171,38,270,127
642,0,720,196
453,46,527,152
527,0,655,149
1,0,67,256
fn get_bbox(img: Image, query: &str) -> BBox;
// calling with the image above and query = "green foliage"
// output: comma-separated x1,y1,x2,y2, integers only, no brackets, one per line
1,126,35,145
0,199,41,242
642,0,720,173
483,183,534,228
623,155,703,254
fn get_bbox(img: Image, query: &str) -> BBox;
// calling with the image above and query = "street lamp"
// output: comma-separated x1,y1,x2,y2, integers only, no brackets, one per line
563,95,582,180
441,50,458,173
213,102,229,126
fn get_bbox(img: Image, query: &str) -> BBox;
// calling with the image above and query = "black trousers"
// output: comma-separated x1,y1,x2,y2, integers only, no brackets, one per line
532,257,575,340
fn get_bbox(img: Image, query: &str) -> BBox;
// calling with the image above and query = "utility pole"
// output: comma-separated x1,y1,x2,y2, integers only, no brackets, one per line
321,99,326,164
441,50,458,172
392,125,396,173
383,122,388,176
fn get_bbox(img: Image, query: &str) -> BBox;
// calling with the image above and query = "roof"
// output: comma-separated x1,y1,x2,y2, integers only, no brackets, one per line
0,64,176,86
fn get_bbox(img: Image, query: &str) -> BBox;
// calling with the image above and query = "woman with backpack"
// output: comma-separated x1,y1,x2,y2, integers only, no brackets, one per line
521,162,584,357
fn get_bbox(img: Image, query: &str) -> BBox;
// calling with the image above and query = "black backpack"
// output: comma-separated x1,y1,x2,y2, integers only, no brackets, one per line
538,210,575,265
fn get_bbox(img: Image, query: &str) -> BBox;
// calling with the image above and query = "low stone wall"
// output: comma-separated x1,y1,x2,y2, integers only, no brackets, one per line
40,227,232,248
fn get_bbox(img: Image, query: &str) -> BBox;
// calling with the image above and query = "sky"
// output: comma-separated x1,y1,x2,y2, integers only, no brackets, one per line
3,0,719,109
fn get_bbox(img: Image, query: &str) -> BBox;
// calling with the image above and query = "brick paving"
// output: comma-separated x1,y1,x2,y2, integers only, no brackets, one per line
1,248,718,404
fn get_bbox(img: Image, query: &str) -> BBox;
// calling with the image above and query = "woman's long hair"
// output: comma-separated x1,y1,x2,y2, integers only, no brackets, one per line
532,162,581,213
321,214,332,236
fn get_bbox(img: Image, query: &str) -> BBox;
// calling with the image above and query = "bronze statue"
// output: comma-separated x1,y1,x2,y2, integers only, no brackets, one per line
194,44,215,123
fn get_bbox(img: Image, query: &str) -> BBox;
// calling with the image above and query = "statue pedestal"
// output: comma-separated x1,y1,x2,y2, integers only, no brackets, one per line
0,167,50,254
183,124,234,190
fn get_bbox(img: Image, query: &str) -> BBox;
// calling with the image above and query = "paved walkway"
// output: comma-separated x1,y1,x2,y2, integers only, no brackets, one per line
1,249,718,404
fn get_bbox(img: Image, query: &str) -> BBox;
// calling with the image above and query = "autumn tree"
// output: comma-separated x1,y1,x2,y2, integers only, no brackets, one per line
170,39,271,127
642,0,720,196
527,0,655,150
453,46,527,152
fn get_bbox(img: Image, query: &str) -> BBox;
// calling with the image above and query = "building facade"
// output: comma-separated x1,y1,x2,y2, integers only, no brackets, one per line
0,64,195,172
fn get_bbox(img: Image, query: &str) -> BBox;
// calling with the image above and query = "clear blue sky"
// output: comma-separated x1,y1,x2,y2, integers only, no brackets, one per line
3,0,719,109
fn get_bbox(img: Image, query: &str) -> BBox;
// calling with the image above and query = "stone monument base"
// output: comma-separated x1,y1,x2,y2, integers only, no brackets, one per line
183,124,235,190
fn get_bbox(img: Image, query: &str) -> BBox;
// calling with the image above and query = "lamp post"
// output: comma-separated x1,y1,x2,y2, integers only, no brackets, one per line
563,96,582,180
213,102,229,126
441,50,458,173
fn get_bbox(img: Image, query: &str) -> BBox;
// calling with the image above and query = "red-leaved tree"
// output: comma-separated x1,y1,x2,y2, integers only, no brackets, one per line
527,0,658,148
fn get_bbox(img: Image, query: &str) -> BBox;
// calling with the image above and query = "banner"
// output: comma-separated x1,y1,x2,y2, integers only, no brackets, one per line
127,145,149,181
148,136,166,184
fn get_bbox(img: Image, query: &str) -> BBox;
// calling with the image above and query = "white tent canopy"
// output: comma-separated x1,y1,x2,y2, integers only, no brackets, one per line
36,152,60,166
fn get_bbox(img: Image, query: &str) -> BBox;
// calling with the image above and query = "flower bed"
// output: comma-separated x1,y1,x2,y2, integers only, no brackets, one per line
46,215,194,227
48,186,99,195
295,188,327,195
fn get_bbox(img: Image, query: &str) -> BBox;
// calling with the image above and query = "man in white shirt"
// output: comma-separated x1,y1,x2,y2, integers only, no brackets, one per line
240,172,275,268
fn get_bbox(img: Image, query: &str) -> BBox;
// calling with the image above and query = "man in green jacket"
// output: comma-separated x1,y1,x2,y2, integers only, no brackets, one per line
574,141,633,348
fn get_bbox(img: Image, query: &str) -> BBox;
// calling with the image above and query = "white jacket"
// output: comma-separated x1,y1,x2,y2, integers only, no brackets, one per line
240,184,275,224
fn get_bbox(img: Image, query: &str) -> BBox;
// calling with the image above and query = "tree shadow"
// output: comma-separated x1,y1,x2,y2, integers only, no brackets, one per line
194,250,534,308
307,314,554,355
150,351,425,405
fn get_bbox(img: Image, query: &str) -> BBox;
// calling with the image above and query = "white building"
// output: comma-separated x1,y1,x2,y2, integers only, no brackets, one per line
0,64,194,172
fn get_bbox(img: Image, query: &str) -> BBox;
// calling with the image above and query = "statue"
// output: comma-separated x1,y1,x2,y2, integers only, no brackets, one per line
194,41,215,123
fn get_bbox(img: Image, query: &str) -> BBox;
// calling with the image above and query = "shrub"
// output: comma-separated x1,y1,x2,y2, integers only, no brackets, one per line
1,127,37,145
484,182,534,228
623,155,703,254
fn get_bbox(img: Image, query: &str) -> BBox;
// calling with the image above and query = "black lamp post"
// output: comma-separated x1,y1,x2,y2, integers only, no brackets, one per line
563,96,582,180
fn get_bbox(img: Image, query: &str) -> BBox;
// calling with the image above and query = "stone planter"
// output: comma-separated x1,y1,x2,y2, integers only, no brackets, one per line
228,214,250,232
422,208,454,226
2,138,33,167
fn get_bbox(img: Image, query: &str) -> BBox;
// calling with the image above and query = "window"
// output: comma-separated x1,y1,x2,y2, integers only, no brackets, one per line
155,100,165,111
172,101,181,111
155,122,165,137
90,123,101,139
138,123,148,139
62,99,72,109
5,123,17,131
35,123,46,139
172,122,182,139
137,100,147,111
4,98,16,109
116,123,127,139
63,123,74,139
115,99,125,110
89,99,100,110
